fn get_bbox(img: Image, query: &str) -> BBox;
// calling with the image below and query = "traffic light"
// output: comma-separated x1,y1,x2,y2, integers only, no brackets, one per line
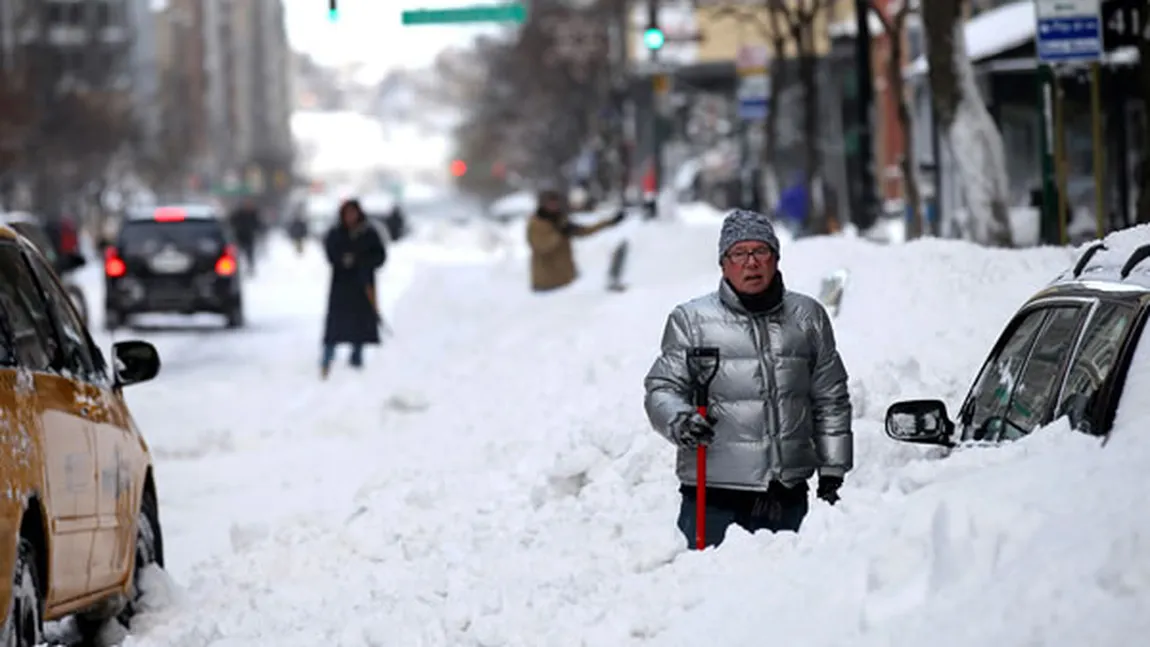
328,0,338,21
449,159,467,178
643,25,665,51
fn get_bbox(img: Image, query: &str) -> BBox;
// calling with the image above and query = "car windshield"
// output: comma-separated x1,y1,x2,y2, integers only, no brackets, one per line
119,220,226,257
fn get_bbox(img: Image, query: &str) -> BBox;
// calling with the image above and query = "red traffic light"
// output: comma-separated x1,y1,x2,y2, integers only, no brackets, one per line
449,159,468,177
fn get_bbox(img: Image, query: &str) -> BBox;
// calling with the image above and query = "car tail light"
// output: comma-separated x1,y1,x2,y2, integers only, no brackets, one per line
104,247,126,278
215,244,238,276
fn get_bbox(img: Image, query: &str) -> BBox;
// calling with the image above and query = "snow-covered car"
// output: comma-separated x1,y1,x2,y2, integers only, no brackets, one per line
886,237,1150,446
0,223,165,647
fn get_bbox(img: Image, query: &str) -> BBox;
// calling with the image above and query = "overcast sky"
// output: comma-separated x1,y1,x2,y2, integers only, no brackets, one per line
282,0,502,80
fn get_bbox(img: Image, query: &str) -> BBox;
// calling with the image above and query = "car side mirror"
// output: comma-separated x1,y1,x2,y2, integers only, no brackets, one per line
112,340,161,388
885,399,955,447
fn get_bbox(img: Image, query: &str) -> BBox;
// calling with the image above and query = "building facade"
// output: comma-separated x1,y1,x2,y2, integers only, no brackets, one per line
0,0,158,210
158,0,293,197
157,0,294,197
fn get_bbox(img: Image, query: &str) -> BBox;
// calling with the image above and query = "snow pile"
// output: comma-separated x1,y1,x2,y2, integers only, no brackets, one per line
780,236,1076,417
674,200,726,225
403,217,521,264
120,220,1150,646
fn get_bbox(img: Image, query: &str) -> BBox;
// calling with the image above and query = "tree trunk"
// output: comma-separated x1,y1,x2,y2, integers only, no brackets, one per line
800,49,823,233
763,1,788,210
792,9,824,236
885,12,923,239
921,0,1013,246
1138,38,1150,225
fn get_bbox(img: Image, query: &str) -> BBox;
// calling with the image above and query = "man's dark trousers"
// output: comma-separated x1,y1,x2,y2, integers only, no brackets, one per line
677,481,809,549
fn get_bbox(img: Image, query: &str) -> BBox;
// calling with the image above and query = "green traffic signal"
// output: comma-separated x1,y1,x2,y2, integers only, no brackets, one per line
643,27,665,51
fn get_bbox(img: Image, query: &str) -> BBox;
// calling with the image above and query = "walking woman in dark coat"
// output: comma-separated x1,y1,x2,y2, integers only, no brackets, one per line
321,199,387,378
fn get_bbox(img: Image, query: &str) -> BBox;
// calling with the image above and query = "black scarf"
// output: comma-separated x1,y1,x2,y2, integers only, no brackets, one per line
732,271,785,314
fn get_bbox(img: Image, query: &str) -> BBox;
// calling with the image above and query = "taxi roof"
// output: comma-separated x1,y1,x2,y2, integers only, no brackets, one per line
0,211,39,242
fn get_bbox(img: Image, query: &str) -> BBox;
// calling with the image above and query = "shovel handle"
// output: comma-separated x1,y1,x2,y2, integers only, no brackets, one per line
695,404,708,550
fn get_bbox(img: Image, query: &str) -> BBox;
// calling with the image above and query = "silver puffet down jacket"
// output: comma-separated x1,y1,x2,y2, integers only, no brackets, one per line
644,280,853,490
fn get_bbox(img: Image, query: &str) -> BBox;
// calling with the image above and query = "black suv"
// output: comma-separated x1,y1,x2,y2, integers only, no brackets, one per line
886,238,1150,446
104,204,244,330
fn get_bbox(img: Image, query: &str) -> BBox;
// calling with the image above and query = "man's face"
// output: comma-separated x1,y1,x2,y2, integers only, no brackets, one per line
721,240,777,294
542,197,561,214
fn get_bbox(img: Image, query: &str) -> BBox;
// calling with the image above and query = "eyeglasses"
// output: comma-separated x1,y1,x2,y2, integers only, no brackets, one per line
725,247,773,265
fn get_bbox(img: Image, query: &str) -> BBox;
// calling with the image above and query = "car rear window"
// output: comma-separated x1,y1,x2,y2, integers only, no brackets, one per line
118,220,227,256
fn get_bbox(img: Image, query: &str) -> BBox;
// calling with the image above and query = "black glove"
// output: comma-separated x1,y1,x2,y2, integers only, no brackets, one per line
670,412,715,449
817,475,843,505
560,222,578,236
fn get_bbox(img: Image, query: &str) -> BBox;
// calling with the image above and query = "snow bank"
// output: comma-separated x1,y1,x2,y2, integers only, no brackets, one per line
489,191,536,221
123,219,1149,646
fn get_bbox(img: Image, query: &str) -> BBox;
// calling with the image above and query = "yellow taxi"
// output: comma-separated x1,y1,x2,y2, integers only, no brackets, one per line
0,225,164,646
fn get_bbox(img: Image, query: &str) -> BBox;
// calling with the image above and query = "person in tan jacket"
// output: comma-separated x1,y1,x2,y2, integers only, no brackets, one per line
527,189,624,292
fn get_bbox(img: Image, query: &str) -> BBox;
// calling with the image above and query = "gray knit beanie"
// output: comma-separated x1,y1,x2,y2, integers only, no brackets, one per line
718,209,781,262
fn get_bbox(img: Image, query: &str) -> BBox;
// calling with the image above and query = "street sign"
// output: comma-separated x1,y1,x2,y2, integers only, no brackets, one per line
735,44,770,76
1102,0,1150,50
401,3,526,26
1035,0,1104,63
737,75,770,120
736,45,770,121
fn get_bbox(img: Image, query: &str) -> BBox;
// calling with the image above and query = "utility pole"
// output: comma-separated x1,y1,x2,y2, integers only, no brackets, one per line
852,0,877,231
646,0,662,218
606,0,630,206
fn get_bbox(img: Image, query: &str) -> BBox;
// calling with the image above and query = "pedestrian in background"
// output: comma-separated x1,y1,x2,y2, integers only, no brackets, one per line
526,188,623,292
321,198,387,379
229,198,262,276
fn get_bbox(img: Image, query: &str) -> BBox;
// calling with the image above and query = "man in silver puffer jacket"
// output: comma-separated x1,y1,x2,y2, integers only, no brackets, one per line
644,209,852,548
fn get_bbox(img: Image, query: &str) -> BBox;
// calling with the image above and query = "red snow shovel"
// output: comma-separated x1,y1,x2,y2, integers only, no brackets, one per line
686,347,720,549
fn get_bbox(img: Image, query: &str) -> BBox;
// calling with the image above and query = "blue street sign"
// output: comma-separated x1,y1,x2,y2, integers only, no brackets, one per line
738,98,768,121
1036,14,1103,63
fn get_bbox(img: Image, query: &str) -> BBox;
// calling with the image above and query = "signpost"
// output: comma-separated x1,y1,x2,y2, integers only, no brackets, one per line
735,45,770,121
400,3,527,26
1034,0,1106,244
735,45,768,212
1035,0,1104,62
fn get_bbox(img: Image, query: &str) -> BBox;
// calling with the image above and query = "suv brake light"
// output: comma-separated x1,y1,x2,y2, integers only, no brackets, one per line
215,244,238,276
104,247,126,277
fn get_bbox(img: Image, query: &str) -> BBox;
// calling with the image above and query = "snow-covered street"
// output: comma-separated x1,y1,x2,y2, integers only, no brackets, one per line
71,207,1150,646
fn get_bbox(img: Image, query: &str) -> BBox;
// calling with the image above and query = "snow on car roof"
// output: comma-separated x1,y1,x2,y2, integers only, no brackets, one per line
1051,224,1150,292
